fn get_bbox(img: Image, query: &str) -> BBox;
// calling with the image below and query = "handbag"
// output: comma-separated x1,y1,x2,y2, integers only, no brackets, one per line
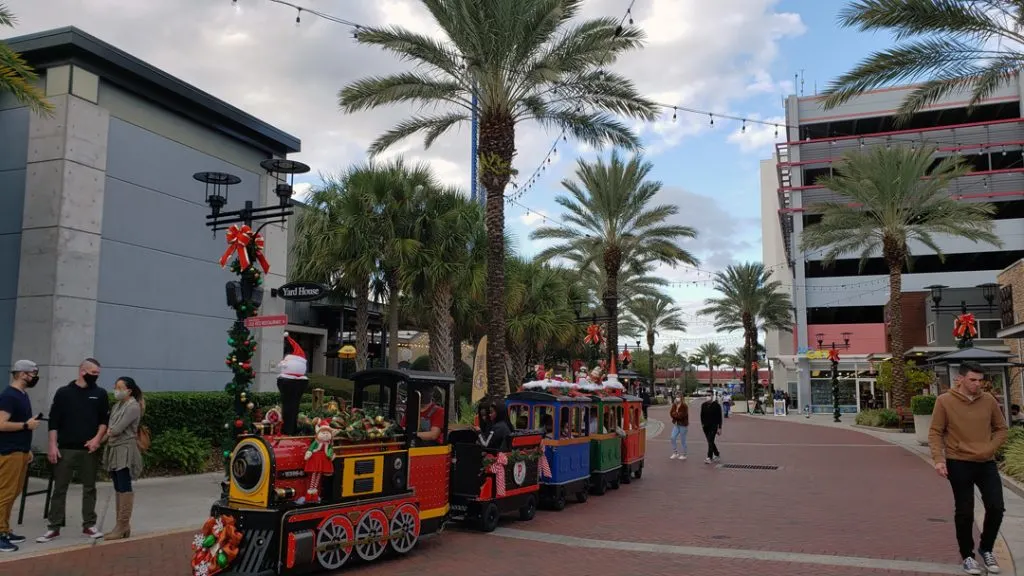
136,425,152,453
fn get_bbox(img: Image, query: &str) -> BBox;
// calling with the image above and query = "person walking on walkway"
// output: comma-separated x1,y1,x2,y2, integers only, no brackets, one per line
928,362,1008,575
37,358,109,543
669,396,688,460
0,360,42,552
700,396,722,464
101,377,144,540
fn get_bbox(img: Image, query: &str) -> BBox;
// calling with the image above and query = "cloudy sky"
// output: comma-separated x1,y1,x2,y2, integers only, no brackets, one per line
6,0,893,356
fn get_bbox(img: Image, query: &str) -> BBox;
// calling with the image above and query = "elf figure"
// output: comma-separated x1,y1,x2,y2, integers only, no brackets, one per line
302,419,336,503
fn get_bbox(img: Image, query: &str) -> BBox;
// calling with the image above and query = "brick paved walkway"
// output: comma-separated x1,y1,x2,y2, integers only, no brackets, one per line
1,405,970,576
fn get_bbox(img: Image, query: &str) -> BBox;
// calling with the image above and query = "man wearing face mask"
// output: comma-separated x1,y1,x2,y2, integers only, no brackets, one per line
37,358,109,543
0,360,41,552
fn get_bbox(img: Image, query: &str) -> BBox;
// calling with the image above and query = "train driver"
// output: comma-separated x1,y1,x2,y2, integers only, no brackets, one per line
401,387,446,445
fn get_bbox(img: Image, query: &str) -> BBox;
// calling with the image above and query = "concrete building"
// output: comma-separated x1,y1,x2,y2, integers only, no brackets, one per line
998,259,1024,407
762,79,1023,413
0,27,300,412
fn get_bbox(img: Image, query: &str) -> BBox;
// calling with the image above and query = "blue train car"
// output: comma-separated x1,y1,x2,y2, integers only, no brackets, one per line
506,391,592,510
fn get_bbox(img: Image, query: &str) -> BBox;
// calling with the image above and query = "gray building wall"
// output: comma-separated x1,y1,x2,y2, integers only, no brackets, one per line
0,103,30,375
923,287,1005,347
96,117,261,391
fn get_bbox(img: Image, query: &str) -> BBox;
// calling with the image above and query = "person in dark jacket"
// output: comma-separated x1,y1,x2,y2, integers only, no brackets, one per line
478,404,512,451
641,389,651,419
700,397,723,464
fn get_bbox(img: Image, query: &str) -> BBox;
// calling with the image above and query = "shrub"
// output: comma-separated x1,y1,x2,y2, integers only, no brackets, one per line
136,391,280,446
855,408,900,428
1001,437,1024,482
731,394,746,402
997,428,1024,461
146,428,211,474
910,395,936,416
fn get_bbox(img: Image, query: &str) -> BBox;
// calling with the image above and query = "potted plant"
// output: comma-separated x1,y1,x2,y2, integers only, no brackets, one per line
910,394,937,446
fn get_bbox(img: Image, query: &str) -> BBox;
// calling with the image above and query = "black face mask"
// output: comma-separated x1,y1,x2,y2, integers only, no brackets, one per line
27,375,39,388
83,374,99,387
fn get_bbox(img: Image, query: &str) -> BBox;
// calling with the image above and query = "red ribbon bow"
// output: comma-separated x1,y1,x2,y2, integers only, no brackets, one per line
827,348,840,363
953,313,977,339
538,446,551,479
584,324,602,345
252,232,271,274
220,225,253,270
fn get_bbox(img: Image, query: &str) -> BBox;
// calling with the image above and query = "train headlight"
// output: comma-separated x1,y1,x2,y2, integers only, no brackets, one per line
232,444,265,493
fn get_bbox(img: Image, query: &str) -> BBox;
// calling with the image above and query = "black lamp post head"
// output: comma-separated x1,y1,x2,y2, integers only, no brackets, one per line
815,332,824,348
260,159,311,208
194,171,241,217
926,284,947,308
635,339,641,348
978,282,999,306
841,331,852,346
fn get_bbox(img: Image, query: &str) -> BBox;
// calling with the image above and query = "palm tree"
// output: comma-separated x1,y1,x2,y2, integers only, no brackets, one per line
407,189,485,374
504,256,576,389
800,146,1001,406
622,295,686,395
570,249,671,307
339,0,657,400
725,348,745,377
291,173,379,370
533,152,699,363
820,1,1024,120
0,5,53,116
700,262,793,402
696,342,725,390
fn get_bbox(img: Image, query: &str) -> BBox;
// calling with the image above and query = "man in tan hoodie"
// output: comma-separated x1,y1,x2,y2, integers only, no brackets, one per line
929,362,1008,575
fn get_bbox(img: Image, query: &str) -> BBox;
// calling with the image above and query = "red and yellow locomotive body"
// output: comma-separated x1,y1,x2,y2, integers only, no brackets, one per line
201,369,453,576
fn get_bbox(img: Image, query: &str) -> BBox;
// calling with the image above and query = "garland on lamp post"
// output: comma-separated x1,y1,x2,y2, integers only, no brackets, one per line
828,346,841,423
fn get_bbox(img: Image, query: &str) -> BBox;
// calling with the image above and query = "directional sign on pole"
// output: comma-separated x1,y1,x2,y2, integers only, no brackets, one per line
244,314,288,329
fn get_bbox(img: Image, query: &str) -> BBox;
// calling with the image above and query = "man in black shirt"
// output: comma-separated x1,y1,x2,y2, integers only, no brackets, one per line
36,358,109,543
700,397,723,464
0,360,41,551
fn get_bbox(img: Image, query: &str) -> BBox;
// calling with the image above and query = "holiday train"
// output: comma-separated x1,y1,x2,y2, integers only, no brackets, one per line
192,365,646,576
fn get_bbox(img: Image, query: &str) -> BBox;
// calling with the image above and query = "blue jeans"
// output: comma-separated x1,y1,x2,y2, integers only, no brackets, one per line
670,425,688,455
110,468,132,493
724,403,731,417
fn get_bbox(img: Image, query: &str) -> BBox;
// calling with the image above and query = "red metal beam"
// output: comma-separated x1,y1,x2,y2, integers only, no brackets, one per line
780,167,1024,193
783,117,1024,147
776,140,1024,168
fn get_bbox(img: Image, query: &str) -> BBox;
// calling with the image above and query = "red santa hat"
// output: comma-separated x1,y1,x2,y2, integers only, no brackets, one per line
278,332,308,380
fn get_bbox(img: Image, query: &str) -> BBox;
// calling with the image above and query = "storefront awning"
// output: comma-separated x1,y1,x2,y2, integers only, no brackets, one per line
997,322,1024,339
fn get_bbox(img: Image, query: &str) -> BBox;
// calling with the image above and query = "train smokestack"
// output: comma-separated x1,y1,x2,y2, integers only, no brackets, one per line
278,332,309,435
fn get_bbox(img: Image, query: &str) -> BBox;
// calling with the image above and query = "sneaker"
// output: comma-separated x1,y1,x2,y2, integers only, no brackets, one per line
0,535,17,553
713,455,721,462
670,453,678,459
704,457,712,464
980,551,1001,573
36,529,60,543
5,532,25,544
82,527,103,539
961,557,982,575
679,455,687,461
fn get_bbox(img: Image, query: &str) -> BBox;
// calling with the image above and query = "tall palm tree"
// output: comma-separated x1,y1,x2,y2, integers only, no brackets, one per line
696,342,725,389
407,189,485,374
339,0,657,399
291,173,379,370
504,256,576,389
800,146,1001,406
0,5,53,116
821,1,1024,120
622,295,686,395
570,249,671,307
533,152,699,362
700,262,793,402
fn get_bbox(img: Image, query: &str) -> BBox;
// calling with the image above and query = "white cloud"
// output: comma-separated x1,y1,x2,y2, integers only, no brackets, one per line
727,115,786,154
519,209,549,227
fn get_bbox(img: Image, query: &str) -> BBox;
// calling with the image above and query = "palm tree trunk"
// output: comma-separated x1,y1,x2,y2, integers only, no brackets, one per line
707,357,714,389
479,114,514,403
603,247,622,365
647,331,656,396
428,281,455,374
509,344,529,392
355,280,370,371
884,243,908,407
385,268,400,369
452,334,465,387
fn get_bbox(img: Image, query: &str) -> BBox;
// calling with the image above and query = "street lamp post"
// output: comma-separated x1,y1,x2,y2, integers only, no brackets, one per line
816,332,852,423
925,284,999,348
195,159,310,495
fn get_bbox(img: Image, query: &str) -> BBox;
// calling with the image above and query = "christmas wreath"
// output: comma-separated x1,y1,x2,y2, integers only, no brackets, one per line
190,515,243,576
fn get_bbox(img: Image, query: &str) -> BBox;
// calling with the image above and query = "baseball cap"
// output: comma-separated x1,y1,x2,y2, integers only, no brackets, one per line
12,359,38,372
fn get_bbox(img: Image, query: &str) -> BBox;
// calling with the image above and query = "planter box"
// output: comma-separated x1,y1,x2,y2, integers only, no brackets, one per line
913,414,932,446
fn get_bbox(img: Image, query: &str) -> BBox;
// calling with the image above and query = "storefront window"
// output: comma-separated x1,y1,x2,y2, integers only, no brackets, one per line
810,379,857,413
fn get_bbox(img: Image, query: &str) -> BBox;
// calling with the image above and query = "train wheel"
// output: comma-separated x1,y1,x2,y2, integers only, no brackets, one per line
478,502,500,533
354,509,389,562
388,504,420,555
633,465,643,479
519,495,537,521
621,468,632,484
315,514,354,570
610,476,620,490
591,478,607,495
549,492,566,511
575,489,588,504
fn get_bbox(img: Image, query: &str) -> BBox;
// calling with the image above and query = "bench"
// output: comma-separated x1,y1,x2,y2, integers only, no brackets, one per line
18,453,54,526
898,410,915,433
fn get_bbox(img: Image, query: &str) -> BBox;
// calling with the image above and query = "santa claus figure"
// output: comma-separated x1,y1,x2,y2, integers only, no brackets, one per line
302,419,336,503
277,333,309,436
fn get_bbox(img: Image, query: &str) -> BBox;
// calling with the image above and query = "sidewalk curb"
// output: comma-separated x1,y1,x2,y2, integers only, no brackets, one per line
736,413,1020,576
0,527,195,563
